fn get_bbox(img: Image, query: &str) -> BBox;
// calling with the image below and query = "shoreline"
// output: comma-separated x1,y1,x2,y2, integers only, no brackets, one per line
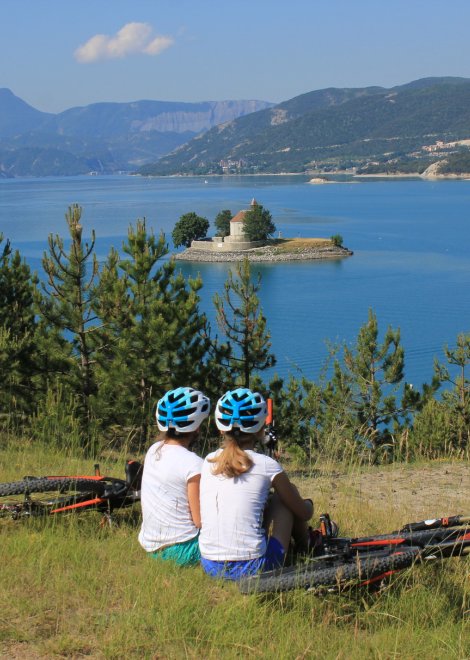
353,172,470,180
174,244,353,263
138,171,470,181
353,173,422,179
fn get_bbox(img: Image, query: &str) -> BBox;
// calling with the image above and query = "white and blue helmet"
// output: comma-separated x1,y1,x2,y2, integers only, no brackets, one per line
156,387,210,433
215,388,267,434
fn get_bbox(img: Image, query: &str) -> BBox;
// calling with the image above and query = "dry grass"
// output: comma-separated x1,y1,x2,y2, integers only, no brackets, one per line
296,460,470,537
269,238,332,251
1,441,469,659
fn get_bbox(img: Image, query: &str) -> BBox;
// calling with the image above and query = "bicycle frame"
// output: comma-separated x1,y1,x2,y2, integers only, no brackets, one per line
0,460,143,520
319,512,470,559
239,512,470,595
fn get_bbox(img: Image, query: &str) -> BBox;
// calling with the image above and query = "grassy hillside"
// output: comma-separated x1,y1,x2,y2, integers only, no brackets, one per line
1,439,468,658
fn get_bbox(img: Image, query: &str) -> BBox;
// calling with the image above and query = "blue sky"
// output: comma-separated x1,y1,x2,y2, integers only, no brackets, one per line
1,0,470,113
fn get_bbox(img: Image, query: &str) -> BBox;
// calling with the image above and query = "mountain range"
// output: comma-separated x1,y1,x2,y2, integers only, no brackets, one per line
141,77,470,176
2,78,470,178
0,89,273,177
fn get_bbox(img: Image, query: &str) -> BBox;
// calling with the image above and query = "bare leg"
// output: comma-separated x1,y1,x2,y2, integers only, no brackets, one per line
263,492,293,552
291,515,310,553
287,483,313,553
264,485,314,555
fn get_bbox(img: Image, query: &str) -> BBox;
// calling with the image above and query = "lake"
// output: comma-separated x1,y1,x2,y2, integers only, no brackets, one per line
1,174,470,387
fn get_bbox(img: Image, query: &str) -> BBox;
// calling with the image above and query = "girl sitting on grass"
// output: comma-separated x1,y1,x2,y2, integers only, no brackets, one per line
138,387,210,566
199,387,314,580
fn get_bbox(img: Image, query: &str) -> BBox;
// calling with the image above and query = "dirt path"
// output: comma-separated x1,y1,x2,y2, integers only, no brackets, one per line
296,461,470,534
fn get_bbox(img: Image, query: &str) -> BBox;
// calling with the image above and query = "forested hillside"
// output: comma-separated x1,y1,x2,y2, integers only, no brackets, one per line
142,77,470,175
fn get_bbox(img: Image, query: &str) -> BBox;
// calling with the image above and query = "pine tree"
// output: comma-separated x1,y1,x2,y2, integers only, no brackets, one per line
95,219,217,446
0,235,41,416
337,309,410,452
38,205,100,450
213,257,276,388
433,333,470,453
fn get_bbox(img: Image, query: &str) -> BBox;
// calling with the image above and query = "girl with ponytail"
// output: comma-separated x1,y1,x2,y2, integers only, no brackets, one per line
199,388,314,580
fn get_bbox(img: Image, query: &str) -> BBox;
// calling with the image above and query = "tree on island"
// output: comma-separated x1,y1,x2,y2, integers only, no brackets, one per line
330,234,343,247
214,209,232,237
172,212,209,248
243,202,276,242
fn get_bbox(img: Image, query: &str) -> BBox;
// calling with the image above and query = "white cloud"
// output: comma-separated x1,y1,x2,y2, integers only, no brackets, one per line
74,23,174,63
144,36,174,56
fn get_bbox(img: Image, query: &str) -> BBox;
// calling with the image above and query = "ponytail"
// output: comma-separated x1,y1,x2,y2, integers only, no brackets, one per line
209,431,254,478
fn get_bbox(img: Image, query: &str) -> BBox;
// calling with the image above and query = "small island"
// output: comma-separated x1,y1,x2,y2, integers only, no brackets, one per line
173,198,353,263
175,237,353,263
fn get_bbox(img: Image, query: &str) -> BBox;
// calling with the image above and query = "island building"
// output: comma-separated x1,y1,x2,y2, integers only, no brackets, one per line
190,199,265,252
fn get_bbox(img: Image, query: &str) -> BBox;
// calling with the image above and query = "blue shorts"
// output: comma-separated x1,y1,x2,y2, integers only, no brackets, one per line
201,536,285,581
151,535,200,567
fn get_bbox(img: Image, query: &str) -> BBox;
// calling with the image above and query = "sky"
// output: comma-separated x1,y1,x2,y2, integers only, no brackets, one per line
1,0,470,113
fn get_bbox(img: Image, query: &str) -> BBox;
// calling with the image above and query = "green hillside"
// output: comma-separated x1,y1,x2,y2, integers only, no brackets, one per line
141,78,470,175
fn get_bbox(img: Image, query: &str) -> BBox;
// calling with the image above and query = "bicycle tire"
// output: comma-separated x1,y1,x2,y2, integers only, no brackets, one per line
239,546,421,595
0,477,108,518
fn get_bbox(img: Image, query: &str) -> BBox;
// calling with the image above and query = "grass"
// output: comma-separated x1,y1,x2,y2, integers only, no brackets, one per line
1,437,469,659
268,238,332,252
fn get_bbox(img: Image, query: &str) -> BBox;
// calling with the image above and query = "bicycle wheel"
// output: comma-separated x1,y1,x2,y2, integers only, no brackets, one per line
239,546,421,594
0,477,108,519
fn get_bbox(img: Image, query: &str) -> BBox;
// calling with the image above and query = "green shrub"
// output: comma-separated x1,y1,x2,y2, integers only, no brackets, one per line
330,234,344,247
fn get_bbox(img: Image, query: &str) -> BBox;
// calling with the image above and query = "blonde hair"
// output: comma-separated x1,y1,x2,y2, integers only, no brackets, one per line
209,431,254,478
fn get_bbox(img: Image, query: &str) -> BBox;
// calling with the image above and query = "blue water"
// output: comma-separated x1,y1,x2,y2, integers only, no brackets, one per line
1,174,470,387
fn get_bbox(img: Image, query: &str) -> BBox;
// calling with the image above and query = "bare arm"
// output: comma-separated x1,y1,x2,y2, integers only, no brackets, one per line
272,472,313,521
187,474,201,529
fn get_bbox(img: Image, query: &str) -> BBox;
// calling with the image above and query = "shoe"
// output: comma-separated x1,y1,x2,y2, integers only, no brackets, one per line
319,514,339,539
328,519,339,538
306,526,324,555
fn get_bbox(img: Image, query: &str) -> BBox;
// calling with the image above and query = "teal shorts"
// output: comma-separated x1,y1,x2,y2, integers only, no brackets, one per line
151,535,200,566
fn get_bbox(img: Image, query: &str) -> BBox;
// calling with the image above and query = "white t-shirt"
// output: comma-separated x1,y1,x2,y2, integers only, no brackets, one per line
199,449,283,561
138,441,203,552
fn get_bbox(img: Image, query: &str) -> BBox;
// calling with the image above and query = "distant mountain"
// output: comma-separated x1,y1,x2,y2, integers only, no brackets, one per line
0,91,273,177
141,77,470,176
0,89,53,138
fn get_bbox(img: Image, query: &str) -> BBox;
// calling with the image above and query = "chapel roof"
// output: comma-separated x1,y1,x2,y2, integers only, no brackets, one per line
230,198,259,222
230,210,247,223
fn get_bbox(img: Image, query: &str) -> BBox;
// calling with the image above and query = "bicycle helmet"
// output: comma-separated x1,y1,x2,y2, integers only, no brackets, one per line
215,388,267,434
156,387,210,433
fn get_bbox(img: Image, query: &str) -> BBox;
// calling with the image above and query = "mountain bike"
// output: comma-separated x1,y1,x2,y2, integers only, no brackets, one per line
239,513,470,594
0,460,143,523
